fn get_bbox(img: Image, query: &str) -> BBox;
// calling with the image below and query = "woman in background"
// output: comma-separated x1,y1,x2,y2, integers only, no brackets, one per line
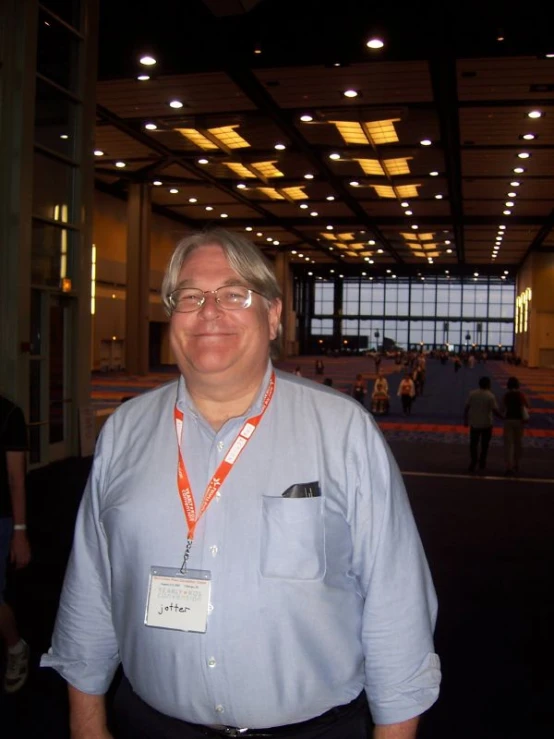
502,376,529,476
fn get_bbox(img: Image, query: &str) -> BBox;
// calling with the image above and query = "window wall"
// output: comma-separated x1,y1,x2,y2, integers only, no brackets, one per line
309,275,514,350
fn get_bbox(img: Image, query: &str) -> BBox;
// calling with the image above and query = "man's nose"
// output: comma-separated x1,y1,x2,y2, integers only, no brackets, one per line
198,291,221,316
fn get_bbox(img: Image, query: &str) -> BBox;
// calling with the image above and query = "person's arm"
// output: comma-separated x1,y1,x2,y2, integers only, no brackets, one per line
374,716,419,739
6,449,31,569
68,686,113,739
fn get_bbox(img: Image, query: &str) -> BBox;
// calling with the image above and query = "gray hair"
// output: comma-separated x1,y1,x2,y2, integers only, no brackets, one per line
161,228,283,356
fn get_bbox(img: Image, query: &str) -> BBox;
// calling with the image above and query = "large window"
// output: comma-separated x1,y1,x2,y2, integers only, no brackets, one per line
306,276,514,350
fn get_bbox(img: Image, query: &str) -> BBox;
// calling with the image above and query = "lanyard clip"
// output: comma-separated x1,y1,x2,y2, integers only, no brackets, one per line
180,538,193,574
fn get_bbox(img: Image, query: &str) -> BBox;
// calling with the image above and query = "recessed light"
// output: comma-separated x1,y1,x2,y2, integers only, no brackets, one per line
499,225,506,229
220,213,228,218
366,37,384,49
349,181,359,187
446,249,452,254
169,100,183,109
503,210,512,215
300,114,313,122
310,211,319,217
517,152,530,159
236,183,246,189
528,110,542,118
274,143,286,150
405,210,413,216
507,192,517,198
420,139,432,146
504,270,509,275
329,153,341,160
513,167,525,174
429,171,439,176
343,89,359,98
299,203,309,209
115,161,126,168
198,158,209,164
411,224,418,229
273,240,280,245
522,133,536,140
144,122,157,130
256,232,263,237
169,188,179,194
137,74,150,81
304,173,314,179
326,225,334,230
377,249,384,254
205,206,213,211
401,201,409,208
510,181,521,187
139,55,156,66
188,197,197,203
94,149,104,156
435,194,443,199
245,226,252,231
152,180,162,186
326,195,335,201
60,134,69,140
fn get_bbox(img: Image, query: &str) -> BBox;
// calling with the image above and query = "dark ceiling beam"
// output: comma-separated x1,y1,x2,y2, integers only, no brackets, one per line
95,103,340,262
518,207,554,266
208,215,548,228
429,56,465,264
225,66,403,264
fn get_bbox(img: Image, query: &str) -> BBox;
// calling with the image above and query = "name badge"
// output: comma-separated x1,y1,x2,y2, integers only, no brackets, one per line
145,567,211,633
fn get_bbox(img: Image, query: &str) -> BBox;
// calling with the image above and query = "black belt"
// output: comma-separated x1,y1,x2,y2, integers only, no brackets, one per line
192,691,368,738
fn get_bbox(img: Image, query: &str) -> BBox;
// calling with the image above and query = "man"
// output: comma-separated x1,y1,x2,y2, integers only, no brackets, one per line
0,394,31,693
464,376,503,473
42,229,440,738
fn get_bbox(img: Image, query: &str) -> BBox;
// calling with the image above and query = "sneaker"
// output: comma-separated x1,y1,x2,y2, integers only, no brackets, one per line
4,640,29,693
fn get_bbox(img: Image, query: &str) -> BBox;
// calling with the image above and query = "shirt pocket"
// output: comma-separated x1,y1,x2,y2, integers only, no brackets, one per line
260,496,326,580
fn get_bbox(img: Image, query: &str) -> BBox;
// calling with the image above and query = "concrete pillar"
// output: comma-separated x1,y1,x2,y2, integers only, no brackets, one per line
125,183,151,375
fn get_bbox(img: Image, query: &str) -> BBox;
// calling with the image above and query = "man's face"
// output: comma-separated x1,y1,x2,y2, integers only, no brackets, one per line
169,244,281,383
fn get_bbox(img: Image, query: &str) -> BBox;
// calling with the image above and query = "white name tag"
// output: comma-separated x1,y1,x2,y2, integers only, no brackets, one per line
145,567,211,633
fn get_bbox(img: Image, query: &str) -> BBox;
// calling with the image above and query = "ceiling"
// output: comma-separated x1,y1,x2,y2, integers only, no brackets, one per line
92,0,554,278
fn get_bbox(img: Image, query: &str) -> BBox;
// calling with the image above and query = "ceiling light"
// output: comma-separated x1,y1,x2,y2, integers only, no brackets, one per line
291,250,297,255
298,253,304,258
152,180,162,186
144,122,157,130
329,153,341,160
220,213,228,218
198,158,209,164
169,188,179,194
94,149,104,156
326,225,334,230
513,167,525,173
245,226,252,231
310,211,318,217
368,240,375,245
304,173,314,179
499,225,506,229
326,195,335,201
139,55,156,66
115,161,126,168
300,114,313,122
137,74,150,81
349,181,359,187
343,89,359,98
401,201,409,208
507,192,517,198
188,197,197,203
503,210,512,215
435,194,443,199
267,237,273,242
446,249,452,254
273,240,280,245
517,152,530,159
236,183,246,189
411,224,418,229
205,206,213,211
256,232,263,237
274,143,286,150
377,248,384,254
366,37,384,49
429,171,439,176
420,139,432,146
528,110,542,118
504,270,509,275
510,181,521,187
444,240,451,244
299,203,309,209
505,201,514,207
522,133,536,140
169,100,183,109
60,134,69,139
405,210,413,216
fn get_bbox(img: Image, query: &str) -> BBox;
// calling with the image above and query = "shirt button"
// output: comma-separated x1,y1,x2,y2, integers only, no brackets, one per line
215,704,224,713
217,441,224,451
210,545,218,557
208,657,216,668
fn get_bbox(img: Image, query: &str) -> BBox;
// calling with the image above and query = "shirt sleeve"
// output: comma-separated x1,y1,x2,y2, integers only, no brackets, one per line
4,405,28,451
40,419,120,693
349,418,441,724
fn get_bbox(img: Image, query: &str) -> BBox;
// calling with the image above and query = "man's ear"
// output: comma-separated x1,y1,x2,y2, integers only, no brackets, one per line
268,298,282,341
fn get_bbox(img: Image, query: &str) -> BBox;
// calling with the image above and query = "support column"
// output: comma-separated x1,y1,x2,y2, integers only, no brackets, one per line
125,183,151,375
274,252,297,357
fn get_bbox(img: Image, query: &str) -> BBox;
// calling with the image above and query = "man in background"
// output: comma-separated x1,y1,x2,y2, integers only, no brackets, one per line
464,376,503,473
0,394,31,693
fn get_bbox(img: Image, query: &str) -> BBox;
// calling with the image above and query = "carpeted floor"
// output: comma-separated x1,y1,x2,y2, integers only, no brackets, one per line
3,357,554,738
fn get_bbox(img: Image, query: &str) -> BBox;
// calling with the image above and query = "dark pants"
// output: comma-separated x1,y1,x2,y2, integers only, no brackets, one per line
112,676,373,739
401,395,413,414
469,426,493,469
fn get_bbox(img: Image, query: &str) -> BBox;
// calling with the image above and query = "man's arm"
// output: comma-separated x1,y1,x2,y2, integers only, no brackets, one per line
6,450,31,568
374,717,419,739
68,685,113,739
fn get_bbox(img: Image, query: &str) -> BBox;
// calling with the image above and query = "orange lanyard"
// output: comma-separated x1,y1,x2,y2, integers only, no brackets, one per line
174,372,275,569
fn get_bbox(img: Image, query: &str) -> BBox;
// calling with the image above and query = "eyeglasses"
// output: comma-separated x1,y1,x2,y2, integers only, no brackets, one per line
168,284,267,313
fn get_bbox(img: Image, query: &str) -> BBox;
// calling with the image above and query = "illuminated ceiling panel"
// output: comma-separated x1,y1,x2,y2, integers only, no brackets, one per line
329,118,400,146
329,121,366,144
257,188,285,199
364,119,400,144
383,158,412,176
355,159,386,176
252,161,284,178
208,125,251,149
224,162,256,177
281,187,307,200
372,185,396,198
396,184,420,198
175,128,219,150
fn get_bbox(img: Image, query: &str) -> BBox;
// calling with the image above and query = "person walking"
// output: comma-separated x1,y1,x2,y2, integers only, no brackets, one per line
351,373,367,406
463,376,503,473
501,376,529,476
397,373,416,416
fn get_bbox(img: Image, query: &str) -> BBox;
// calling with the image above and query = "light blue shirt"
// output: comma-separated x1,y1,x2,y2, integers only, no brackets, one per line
42,364,440,727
